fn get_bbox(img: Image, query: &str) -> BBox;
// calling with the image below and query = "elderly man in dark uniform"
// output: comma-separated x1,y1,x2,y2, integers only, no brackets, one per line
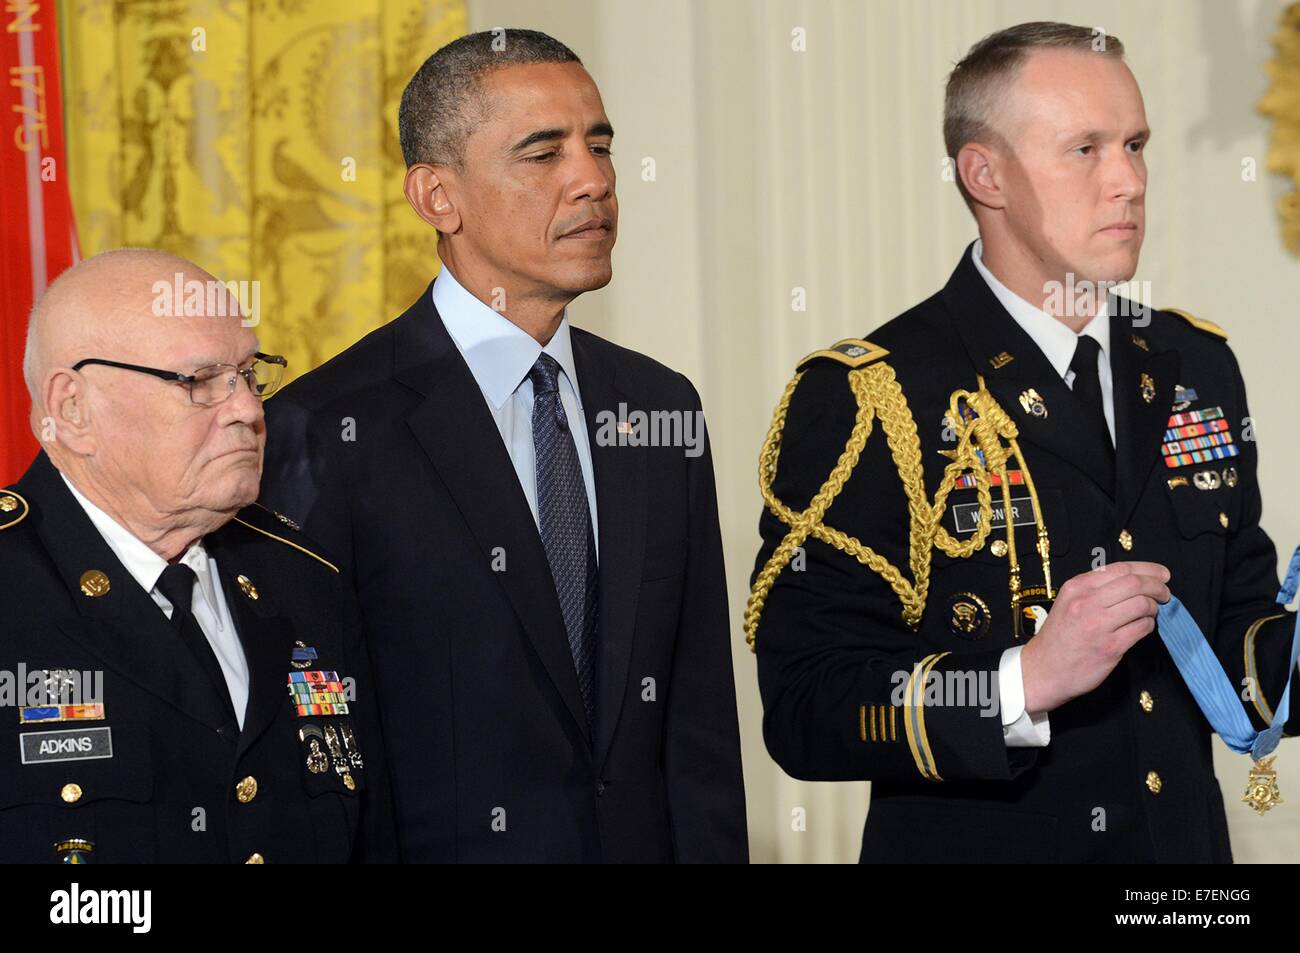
748,22,1298,863
0,249,395,863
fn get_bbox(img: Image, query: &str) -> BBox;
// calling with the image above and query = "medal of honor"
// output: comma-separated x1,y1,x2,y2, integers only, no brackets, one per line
1242,755,1283,816
1156,546,1300,817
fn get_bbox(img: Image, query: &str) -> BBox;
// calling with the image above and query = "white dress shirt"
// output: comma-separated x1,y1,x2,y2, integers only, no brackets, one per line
971,239,1117,749
62,475,250,727
432,264,600,558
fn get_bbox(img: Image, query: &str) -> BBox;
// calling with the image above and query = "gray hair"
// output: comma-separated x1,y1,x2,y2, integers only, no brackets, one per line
944,21,1125,209
398,28,582,169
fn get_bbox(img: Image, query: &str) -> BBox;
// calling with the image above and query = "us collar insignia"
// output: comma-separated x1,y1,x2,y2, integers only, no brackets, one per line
989,352,1014,369
79,570,110,598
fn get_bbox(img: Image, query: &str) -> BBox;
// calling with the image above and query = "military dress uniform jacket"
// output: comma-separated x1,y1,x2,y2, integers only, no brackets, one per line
750,244,1298,863
0,452,398,863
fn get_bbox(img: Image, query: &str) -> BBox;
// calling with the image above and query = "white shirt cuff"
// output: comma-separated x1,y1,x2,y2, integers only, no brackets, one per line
999,645,1050,747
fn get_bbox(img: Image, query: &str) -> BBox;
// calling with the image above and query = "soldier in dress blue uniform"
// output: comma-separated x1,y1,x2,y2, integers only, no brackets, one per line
0,249,395,863
747,22,1298,863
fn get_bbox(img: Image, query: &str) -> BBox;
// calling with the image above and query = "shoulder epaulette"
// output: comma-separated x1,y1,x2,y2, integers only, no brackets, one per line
0,490,29,533
1166,308,1227,341
232,504,339,573
797,338,890,372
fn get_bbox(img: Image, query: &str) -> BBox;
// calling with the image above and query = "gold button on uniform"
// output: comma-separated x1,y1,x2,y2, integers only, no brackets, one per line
1219,512,1229,529
60,783,82,803
79,570,111,598
1118,529,1133,551
1139,690,1154,713
1146,771,1163,794
0,494,17,512
990,539,1008,557
245,852,265,864
235,776,258,803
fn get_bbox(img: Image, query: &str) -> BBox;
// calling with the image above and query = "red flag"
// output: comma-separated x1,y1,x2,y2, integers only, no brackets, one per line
1,1,80,485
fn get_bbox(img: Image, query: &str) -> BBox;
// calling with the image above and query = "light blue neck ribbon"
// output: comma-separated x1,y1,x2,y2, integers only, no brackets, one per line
1155,545,1300,760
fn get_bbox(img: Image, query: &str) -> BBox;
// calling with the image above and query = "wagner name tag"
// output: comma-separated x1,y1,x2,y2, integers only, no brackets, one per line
20,726,113,764
951,495,1036,535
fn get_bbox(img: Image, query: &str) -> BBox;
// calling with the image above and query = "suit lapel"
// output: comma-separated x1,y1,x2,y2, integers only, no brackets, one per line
1110,309,1180,529
20,453,233,733
943,247,1116,498
572,331,648,767
204,529,295,754
393,298,592,745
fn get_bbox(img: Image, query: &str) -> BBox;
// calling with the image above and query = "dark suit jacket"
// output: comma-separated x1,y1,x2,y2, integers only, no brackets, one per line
752,244,1297,863
260,282,748,862
0,453,397,863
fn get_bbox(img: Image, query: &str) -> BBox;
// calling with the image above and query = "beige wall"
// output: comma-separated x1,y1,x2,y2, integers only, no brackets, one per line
470,0,1300,862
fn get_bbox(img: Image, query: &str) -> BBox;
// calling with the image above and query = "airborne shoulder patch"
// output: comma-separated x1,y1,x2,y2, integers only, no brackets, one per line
797,338,890,372
1166,308,1228,342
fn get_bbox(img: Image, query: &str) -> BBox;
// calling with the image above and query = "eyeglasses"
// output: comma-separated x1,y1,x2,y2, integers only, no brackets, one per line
72,353,288,406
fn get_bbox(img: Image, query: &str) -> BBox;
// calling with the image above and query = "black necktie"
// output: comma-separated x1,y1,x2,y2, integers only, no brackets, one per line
1068,334,1115,481
529,353,599,729
155,563,236,722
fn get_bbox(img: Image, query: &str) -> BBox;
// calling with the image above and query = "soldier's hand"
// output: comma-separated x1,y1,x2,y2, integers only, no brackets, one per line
1020,561,1171,714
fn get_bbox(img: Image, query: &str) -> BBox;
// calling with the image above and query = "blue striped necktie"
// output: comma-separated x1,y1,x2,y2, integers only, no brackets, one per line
529,353,599,728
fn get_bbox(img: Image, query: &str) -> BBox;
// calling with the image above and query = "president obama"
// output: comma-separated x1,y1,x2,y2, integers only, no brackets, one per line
261,29,747,863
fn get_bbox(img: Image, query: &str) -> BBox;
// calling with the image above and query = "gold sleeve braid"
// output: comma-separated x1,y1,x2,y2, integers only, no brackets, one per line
744,355,1049,651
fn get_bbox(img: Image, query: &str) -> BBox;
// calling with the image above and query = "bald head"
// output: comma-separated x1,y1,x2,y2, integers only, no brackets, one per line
28,248,270,560
24,248,242,409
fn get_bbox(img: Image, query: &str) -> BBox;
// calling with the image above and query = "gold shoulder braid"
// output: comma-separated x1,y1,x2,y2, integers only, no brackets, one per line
744,346,1053,650
1165,307,1228,341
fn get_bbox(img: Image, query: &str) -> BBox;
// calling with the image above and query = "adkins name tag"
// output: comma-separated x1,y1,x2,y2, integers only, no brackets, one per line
20,726,113,764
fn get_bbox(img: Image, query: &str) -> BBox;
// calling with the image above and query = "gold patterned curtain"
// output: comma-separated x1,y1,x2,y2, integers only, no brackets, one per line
59,0,466,382
1261,2,1300,255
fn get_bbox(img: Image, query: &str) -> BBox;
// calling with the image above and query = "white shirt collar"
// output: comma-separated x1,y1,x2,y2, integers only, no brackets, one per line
61,473,210,597
971,238,1110,378
432,264,584,410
